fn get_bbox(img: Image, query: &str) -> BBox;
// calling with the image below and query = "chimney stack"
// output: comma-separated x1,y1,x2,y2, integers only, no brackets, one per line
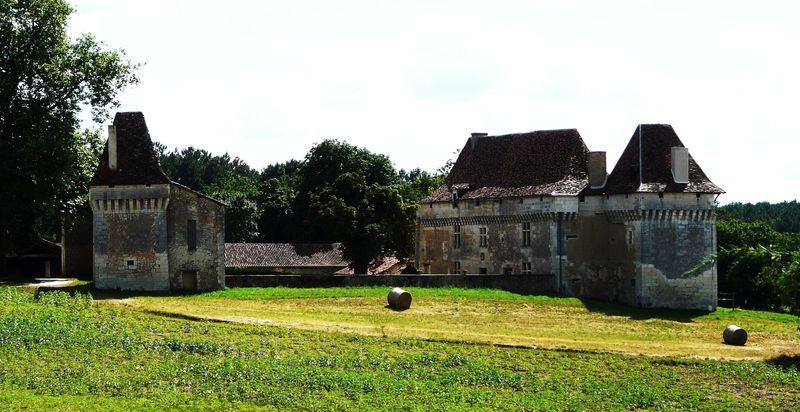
108,124,117,171
671,147,689,183
470,132,488,149
587,151,607,188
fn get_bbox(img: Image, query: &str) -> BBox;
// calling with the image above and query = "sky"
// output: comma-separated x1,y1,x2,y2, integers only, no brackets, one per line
67,0,800,204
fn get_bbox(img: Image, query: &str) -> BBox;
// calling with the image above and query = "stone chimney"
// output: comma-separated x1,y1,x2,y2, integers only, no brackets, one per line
470,132,488,149
587,151,607,188
108,125,118,171
671,146,689,183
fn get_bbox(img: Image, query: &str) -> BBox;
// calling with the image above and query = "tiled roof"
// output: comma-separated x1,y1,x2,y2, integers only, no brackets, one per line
336,256,406,275
224,243,348,268
421,129,590,202
89,112,171,186
600,124,724,194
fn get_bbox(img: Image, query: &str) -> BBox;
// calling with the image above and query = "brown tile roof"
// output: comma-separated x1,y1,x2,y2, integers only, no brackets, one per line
600,124,724,194
224,243,348,268
89,112,171,186
421,129,590,202
335,256,407,275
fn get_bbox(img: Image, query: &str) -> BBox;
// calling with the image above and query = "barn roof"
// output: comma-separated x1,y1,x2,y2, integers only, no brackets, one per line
600,124,724,194
421,129,590,202
224,243,348,268
89,112,171,186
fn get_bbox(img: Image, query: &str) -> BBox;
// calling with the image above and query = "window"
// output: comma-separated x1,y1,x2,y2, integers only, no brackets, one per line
522,222,531,246
187,219,197,251
475,199,480,206
503,267,512,275
522,262,532,274
453,225,461,249
452,193,459,208
628,229,633,245
453,261,461,274
126,259,136,270
479,267,488,274
479,227,488,247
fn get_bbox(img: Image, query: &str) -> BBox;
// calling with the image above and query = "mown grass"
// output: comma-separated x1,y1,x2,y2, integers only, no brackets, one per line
114,287,800,360
1,287,799,410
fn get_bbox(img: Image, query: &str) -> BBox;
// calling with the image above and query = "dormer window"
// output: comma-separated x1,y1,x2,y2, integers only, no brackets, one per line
452,192,459,208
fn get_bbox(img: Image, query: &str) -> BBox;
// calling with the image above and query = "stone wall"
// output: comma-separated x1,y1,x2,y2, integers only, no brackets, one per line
416,192,719,310
90,184,171,291
167,184,225,291
636,215,717,310
417,196,573,275
226,273,555,294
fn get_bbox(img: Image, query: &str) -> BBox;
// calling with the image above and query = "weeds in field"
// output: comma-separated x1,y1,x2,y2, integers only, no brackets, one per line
0,286,798,411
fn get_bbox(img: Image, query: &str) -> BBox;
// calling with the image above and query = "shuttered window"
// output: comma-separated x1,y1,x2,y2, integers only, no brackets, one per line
188,219,197,251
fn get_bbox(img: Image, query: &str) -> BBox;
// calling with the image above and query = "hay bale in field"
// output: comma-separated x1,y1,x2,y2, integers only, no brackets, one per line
723,325,748,346
387,287,412,310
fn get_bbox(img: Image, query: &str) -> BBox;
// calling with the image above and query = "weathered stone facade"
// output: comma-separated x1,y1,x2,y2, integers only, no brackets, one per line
89,112,225,291
417,125,722,310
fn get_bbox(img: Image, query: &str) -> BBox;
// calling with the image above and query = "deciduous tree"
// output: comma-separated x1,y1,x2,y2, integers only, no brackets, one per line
0,0,139,270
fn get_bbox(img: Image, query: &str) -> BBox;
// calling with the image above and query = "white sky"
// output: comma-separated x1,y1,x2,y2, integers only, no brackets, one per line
68,0,799,204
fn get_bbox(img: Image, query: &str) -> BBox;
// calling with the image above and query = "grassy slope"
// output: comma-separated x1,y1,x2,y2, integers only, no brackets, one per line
1,287,799,411
113,287,800,360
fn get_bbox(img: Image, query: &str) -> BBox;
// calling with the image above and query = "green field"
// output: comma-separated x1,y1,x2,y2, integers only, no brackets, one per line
1,286,799,410
114,286,800,360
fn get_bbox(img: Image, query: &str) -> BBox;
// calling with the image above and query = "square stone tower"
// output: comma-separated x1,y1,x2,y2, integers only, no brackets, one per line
88,112,225,291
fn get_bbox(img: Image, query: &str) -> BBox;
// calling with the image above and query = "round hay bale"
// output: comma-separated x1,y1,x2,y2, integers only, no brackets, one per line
387,287,412,310
723,325,748,346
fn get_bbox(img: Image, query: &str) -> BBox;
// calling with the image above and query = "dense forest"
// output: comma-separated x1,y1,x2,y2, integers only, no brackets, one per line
716,202,800,314
718,201,800,233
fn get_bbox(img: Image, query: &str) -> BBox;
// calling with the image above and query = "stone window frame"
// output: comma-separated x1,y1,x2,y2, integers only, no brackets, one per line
522,262,532,274
453,224,461,249
522,222,531,246
479,227,488,247
453,261,461,274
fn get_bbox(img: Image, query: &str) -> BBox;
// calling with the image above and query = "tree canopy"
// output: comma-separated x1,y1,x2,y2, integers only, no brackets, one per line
156,145,260,242
718,201,800,233
0,0,139,265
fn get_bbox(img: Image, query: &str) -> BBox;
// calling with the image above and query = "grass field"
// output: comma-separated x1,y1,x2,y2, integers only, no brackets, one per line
1,286,799,410
111,286,800,360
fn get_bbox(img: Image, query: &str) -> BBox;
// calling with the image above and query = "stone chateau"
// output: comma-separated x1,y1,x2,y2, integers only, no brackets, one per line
89,112,225,291
416,125,723,310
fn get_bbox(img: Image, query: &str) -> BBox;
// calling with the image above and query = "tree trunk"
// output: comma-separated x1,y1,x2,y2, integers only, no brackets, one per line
353,261,369,275
0,229,7,277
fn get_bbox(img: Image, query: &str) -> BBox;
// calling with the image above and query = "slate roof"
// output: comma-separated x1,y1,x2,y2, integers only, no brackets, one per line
600,124,724,194
89,112,171,186
421,129,590,202
224,243,348,268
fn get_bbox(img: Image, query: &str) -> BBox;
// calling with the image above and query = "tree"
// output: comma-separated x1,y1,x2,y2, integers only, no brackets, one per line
717,217,800,312
309,173,415,274
205,175,261,243
156,146,263,243
1,0,139,270
158,146,258,191
294,139,399,243
397,168,439,203
256,161,300,242
298,140,415,272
